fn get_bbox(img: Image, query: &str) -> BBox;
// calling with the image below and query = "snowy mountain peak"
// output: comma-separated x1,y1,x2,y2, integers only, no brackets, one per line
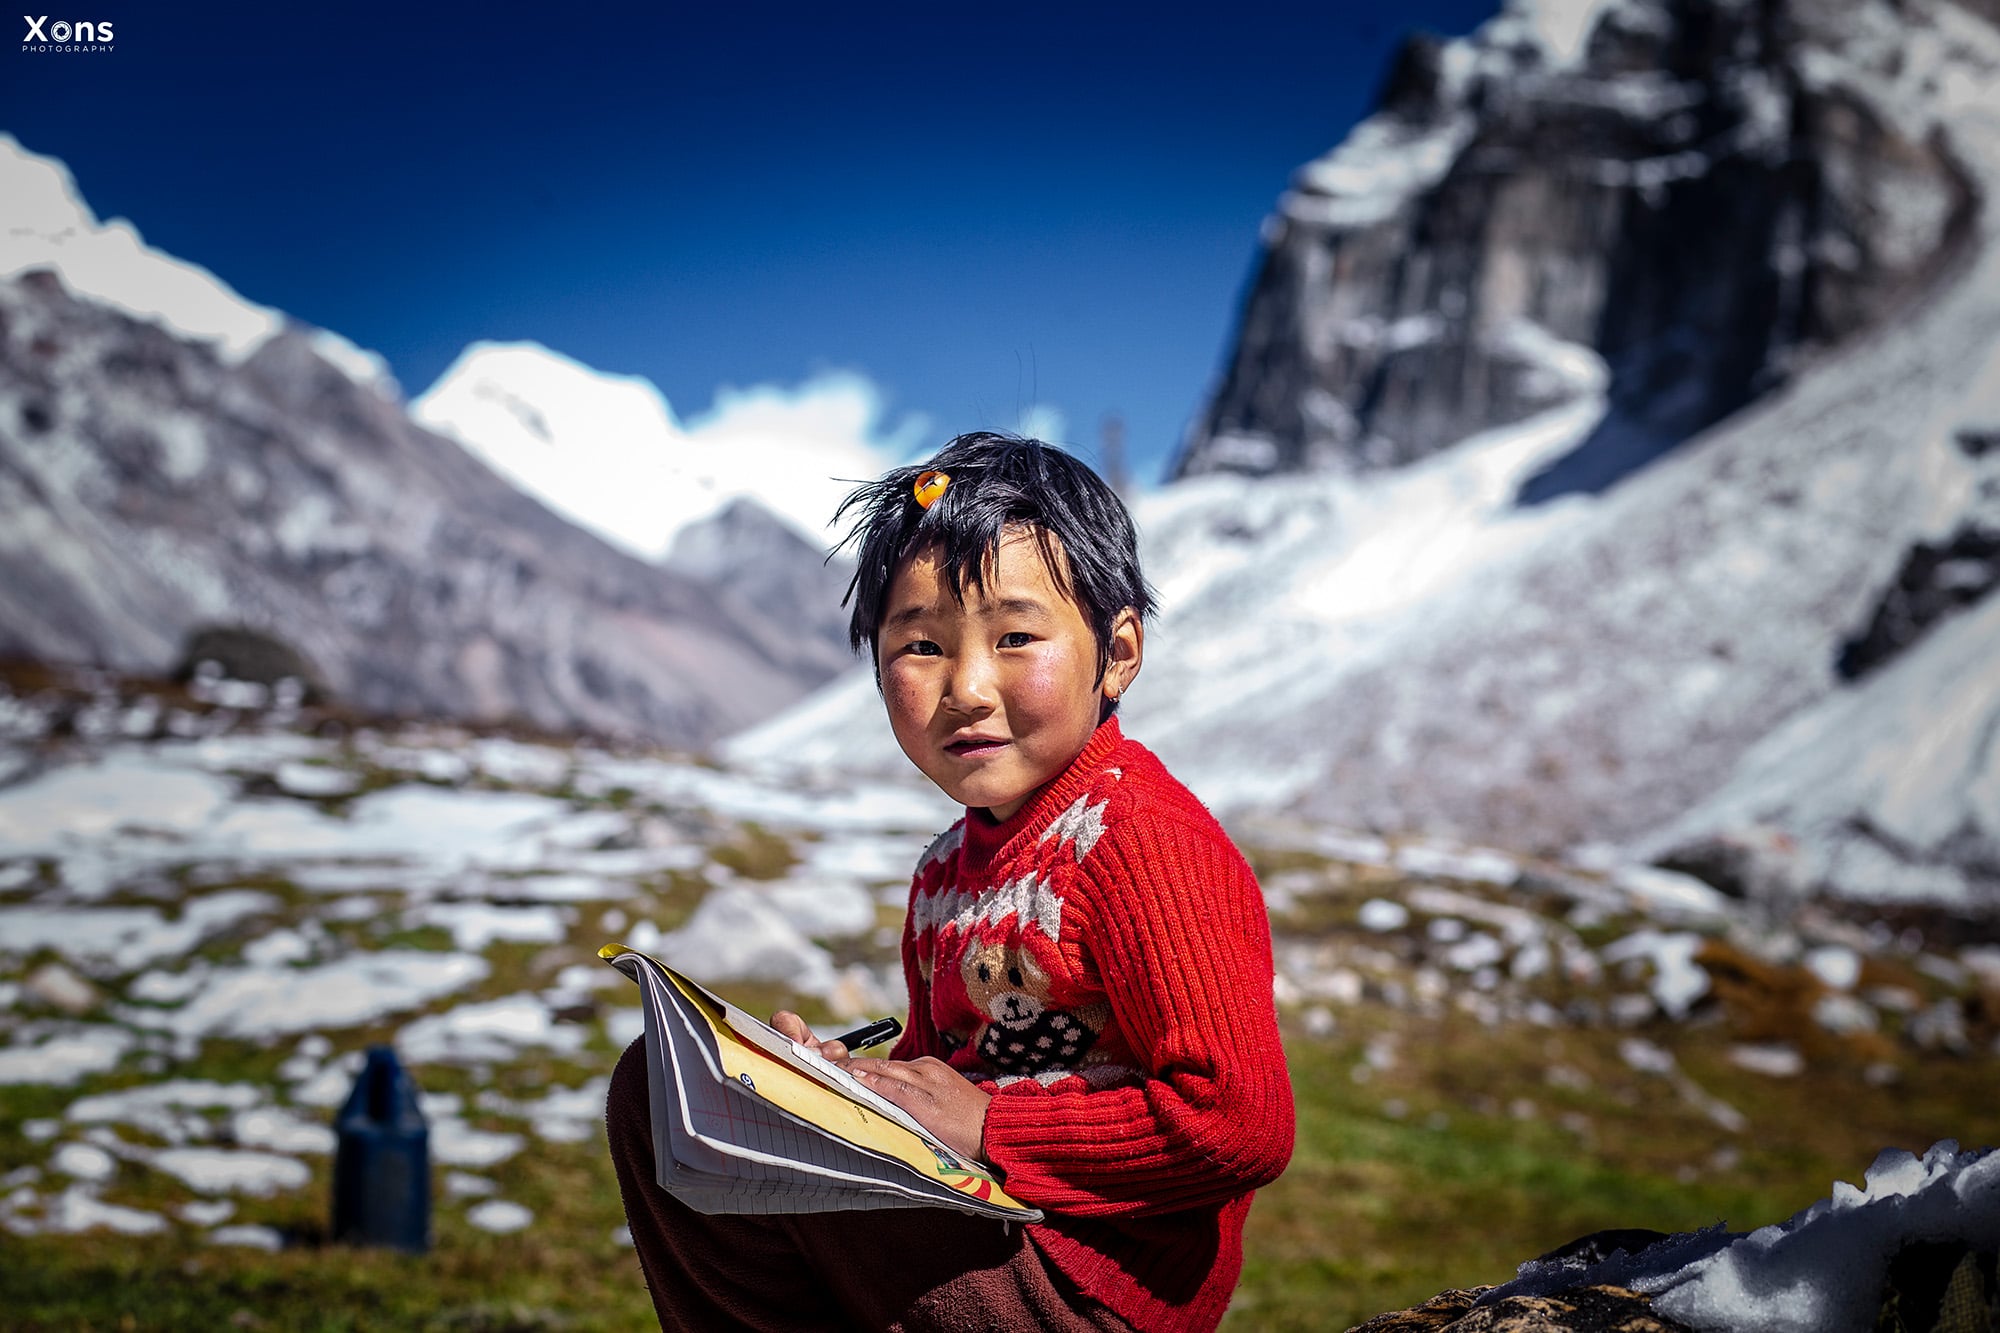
0,134,394,394
411,343,911,562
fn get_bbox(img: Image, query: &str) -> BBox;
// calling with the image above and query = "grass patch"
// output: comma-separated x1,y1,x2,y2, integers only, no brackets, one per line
707,823,797,881
13,1011,1994,1330
1228,1007,2000,1329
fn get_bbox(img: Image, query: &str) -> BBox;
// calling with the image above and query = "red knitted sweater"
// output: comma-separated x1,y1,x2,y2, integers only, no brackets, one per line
889,717,1295,1331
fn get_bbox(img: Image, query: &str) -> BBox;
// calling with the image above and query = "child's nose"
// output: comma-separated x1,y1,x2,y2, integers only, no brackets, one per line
943,649,999,714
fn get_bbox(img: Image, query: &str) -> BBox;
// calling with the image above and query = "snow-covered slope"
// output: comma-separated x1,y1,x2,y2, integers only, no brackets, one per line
411,343,911,559
1630,352,2000,909
729,0,2000,910
725,379,1611,788
0,134,392,392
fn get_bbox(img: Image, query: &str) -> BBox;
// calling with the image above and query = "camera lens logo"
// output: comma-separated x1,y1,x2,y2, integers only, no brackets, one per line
21,15,116,50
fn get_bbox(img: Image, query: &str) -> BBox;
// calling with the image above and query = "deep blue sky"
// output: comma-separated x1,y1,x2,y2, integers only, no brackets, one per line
5,0,1500,482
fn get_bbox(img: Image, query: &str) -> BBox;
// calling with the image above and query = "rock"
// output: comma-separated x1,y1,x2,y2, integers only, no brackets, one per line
1837,525,2000,680
1174,0,1976,490
174,626,325,701
1348,1285,1486,1331
1350,1284,1693,1332
1813,992,1880,1035
1726,1043,1805,1078
1651,831,1803,906
23,961,98,1015
1909,998,1971,1053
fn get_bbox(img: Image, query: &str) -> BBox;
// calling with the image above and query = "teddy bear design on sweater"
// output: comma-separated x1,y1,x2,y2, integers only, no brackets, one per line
959,938,1112,1075
907,786,1137,1086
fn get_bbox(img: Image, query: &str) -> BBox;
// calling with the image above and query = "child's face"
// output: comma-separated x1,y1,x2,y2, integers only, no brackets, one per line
876,529,1140,823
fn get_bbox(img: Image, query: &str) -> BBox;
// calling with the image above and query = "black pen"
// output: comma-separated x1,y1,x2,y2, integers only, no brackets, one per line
828,1016,902,1051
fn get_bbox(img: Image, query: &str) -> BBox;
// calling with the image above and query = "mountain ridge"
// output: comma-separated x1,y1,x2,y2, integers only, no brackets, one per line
0,130,862,746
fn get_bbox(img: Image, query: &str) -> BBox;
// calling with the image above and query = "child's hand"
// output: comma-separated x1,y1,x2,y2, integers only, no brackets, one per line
838,1056,992,1164
769,1010,854,1061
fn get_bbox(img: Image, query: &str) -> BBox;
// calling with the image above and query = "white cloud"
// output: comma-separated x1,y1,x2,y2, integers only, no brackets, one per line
1014,404,1069,446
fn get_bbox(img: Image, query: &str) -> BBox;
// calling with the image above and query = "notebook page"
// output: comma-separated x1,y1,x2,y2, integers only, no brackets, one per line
646,966,981,1212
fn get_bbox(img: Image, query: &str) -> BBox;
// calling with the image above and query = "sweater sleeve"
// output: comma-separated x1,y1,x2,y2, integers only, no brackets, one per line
978,811,1295,1217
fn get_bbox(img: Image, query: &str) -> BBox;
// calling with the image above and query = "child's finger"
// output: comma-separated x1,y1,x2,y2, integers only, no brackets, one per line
770,1011,815,1046
852,1067,930,1111
844,1059,916,1092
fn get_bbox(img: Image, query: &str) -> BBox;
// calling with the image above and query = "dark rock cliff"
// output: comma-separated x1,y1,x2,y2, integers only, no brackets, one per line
1173,0,1978,499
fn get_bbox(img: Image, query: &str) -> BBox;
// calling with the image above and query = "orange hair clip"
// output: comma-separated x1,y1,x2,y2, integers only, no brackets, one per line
913,470,950,509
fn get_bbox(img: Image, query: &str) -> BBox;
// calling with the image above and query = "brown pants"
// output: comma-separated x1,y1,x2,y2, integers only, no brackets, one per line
605,1038,1132,1332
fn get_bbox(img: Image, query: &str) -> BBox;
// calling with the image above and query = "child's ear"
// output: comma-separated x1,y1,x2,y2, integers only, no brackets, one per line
1103,607,1143,703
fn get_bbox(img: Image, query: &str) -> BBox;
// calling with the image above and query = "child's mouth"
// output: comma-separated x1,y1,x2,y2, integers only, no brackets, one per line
946,738,1008,757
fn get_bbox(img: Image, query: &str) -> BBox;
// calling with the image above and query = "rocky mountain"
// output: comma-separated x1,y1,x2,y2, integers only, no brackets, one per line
663,497,859,682
1173,0,1978,501
0,136,850,746
732,0,2000,912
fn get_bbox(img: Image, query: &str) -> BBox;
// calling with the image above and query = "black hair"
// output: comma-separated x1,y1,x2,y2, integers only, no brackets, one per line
833,432,1156,686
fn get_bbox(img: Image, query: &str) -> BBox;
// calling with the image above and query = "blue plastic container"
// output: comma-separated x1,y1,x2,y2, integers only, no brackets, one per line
332,1045,430,1252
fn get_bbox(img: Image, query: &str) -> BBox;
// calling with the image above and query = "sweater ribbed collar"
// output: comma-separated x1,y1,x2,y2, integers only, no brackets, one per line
957,716,1125,874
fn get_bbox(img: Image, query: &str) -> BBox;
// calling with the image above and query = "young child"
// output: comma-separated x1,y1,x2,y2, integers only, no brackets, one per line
606,432,1295,1332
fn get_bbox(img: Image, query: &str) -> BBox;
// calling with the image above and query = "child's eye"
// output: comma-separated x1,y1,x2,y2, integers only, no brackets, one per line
907,640,941,657
998,632,1033,649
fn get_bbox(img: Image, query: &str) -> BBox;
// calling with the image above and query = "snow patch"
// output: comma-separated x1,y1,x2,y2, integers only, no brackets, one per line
649,885,838,997
1284,114,1477,231
465,1198,533,1234
429,1118,525,1169
150,1148,309,1197
406,902,571,952
1602,930,1710,1019
398,994,585,1065
42,1184,167,1235
51,1142,116,1182
130,951,490,1043
0,1026,134,1085
209,1222,284,1251
0,891,276,971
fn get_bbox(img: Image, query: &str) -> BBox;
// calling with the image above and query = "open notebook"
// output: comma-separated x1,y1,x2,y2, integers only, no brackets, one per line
600,944,1042,1221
